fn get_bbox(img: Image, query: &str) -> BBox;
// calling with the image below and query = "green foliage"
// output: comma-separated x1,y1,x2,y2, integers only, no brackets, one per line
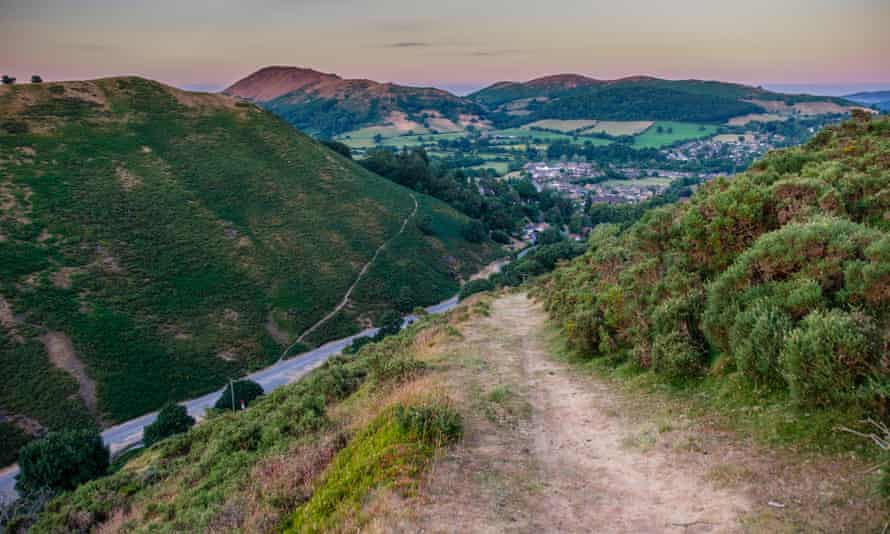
490,229,511,244
729,301,792,386
285,402,460,533
142,404,195,447
393,403,463,444
780,310,882,408
459,278,494,301
540,115,890,434
214,380,265,411
0,78,493,459
461,219,487,243
17,429,109,492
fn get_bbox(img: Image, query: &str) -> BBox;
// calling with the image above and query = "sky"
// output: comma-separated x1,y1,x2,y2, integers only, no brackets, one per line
2,0,889,95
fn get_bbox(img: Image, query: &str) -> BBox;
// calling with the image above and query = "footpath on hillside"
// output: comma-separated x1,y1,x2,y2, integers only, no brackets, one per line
390,293,884,533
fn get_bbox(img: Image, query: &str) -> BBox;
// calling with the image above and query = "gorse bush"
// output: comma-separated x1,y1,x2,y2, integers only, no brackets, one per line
541,115,890,420
459,278,494,301
780,310,881,408
143,404,195,446
17,429,109,492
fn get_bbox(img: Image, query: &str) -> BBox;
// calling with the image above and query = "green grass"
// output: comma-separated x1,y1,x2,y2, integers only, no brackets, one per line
491,128,612,146
0,78,494,459
467,161,511,175
284,406,448,533
632,121,718,148
524,119,597,133
336,130,469,149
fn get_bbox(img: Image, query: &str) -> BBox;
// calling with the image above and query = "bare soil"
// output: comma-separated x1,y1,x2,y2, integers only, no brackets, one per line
41,332,100,418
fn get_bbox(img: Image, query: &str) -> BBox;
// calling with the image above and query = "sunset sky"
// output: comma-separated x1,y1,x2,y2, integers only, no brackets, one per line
2,0,888,95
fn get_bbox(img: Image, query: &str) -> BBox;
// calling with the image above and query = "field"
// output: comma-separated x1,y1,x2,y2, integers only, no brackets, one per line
0,78,496,459
727,113,788,126
467,161,511,175
337,130,469,149
524,119,597,132
491,128,612,145
631,121,718,149
579,120,654,136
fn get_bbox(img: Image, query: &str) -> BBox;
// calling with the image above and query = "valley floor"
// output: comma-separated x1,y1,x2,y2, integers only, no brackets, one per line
379,293,886,532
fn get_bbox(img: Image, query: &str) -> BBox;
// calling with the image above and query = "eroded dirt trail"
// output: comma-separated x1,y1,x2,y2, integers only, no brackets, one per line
407,293,750,533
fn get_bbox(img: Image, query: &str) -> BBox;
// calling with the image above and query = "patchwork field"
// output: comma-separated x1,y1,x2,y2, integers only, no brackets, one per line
524,119,598,133
491,128,612,145
632,121,718,149
579,120,654,136
727,113,789,126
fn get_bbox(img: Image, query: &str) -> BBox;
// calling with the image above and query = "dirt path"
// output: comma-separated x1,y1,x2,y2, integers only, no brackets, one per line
281,194,419,356
407,293,750,533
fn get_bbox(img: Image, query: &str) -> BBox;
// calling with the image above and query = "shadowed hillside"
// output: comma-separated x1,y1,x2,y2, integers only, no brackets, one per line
0,77,496,459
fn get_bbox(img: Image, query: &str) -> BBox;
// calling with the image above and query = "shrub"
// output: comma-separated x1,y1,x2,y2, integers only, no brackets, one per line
490,230,511,244
374,310,403,340
319,139,352,159
651,332,706,380
780,310,881,407
461,220,487,243
143,404,195,446
729,301,793,386
17,429,109,492
394,404,463,444
459,278,494,301
214,380,265,411
1,120,29,135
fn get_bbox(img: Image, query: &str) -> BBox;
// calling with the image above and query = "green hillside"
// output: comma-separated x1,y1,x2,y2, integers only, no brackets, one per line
474,76,857,127
541,113,889,444
0,78,495,454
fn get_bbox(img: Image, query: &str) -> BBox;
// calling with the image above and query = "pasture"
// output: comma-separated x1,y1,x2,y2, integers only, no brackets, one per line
632,121,718,149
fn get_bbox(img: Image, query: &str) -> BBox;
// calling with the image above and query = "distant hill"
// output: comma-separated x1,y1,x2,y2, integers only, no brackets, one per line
225,66,486,137
844,90,890,111
470,75,860,126
0,77,495,460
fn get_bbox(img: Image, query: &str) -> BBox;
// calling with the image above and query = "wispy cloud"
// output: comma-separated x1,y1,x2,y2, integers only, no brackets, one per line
383,41,434,48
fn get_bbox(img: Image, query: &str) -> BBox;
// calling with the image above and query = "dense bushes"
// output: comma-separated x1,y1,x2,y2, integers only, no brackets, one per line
541,116,890,417
459,278,494,301
780,310,881,407
17,430,109,492
143,404,195,446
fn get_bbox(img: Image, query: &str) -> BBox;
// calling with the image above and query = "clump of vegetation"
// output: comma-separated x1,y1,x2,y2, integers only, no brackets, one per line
214,379,265,411
285,402,461,533
540,116,890,456
459,278,494,301
16,430,109,492
142,404,195,446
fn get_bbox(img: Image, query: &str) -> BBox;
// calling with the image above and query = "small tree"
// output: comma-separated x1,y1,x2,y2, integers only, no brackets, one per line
1,75,15,85
214,379,264,411
30,75,42,84
143,403,195,446
17,429,109,492
461,220,487,243
374,309,403,340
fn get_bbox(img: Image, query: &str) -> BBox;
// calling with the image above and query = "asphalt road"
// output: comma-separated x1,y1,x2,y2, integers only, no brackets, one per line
0,295,460,501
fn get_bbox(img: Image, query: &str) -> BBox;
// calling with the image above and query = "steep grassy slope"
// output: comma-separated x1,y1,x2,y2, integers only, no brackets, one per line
28,307,469,533
540,113,889,441
0,78,495,453
225,66,484,137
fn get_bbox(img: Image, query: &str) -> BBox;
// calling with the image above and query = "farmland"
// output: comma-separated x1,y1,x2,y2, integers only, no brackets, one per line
524,119,598,132
579,120,654,136
632,121,718,148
